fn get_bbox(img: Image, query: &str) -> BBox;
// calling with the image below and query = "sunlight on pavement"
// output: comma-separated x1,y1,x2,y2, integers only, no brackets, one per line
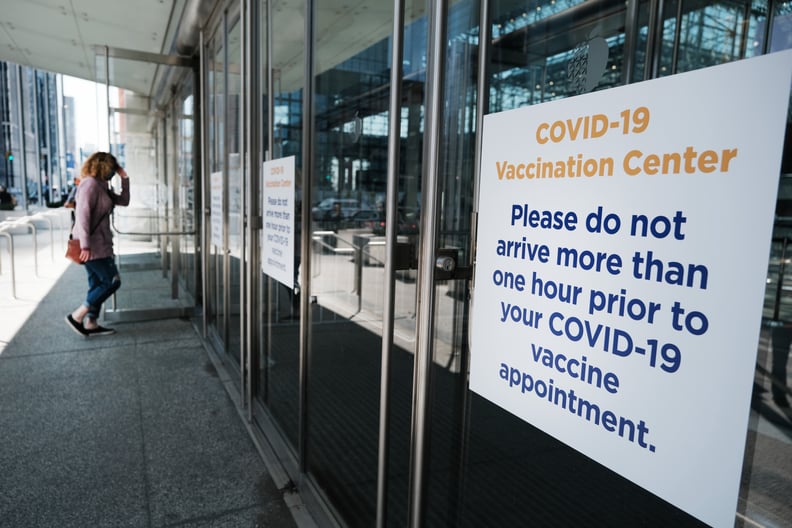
0,213,72,354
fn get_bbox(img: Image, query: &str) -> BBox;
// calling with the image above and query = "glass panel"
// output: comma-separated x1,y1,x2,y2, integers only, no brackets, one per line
258,0,306,449
95,79,171,313
1,63,18,197
228,18,243,363
44,74,62,205
176,81,197,298
302,0,433,524
21,67,39,207
34,72,48,204
256,0,271,409
648,1,792,524
747,3,792,526
420,2,792,527
655,0,769,77
489,0,626,113
208,31,226,346
306,0,415,524
422,0,715,525
383,7,428,526
39,73,48,198
257,0,268,406
179,82,197,298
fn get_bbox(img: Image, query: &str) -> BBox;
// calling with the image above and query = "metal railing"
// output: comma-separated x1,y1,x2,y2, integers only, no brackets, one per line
311,229,415,319
763,236,792,403
0,209,68,299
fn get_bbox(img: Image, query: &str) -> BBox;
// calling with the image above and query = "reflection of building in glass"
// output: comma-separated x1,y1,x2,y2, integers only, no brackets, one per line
63,95,76,181
0,61,68,208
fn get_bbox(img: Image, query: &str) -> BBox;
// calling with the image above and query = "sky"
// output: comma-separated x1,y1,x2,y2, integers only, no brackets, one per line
62,75,108,151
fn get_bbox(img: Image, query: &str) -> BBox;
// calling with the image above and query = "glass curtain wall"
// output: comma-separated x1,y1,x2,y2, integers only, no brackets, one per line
257,0,305,449
432,0,790,526
35,72,47,203
30,71,61,206
42,73,63,204
0,62,12,192
21,67,38,207
1,63,23,200
208,25,227,352
306,0,415,525
652,0,768,79
741,1,792,526
239,0,791,525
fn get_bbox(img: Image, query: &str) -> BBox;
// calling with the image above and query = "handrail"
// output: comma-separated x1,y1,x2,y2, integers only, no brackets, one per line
1,218,38,276
311,230,399,318
110,212,197,237
755,359,792,399
770,236,792,322
757,237,792,405
0,209,69,299
312,231,386,264
29,213,55,262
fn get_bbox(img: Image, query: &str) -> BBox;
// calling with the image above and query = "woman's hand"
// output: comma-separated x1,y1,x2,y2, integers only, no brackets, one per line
80,248,91,262
117,166,128,179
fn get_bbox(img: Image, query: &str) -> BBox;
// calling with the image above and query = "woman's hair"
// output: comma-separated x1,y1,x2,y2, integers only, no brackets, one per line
81,152,118,180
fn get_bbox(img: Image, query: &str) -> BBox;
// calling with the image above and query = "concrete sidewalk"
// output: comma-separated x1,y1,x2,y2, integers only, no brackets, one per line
0,228,305,527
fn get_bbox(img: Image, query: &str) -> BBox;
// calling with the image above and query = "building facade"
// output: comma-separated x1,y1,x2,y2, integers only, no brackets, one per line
0,62,68,209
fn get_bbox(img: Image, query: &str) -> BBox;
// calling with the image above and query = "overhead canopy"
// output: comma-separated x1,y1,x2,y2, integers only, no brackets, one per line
0,0,423,99
0,0,201,98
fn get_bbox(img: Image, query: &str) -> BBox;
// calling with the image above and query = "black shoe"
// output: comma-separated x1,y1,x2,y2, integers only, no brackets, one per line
86,325,116,337
65,315,89,337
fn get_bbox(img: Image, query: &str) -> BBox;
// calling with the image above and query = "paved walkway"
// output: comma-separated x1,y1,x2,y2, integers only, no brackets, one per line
0,216,310,528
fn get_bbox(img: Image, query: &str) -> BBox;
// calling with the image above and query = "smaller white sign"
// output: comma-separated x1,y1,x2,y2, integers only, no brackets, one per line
261,156,296,289
210,171,223,247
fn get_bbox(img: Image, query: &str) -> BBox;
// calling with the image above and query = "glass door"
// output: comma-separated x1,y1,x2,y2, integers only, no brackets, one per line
305,0,422,524
206,27,227,350
256,0,306,450
205,11,244,365
92,50,198,323
177,80,199,298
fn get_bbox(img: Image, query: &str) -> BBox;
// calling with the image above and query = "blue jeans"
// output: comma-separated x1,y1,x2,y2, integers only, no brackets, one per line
83,257,121,320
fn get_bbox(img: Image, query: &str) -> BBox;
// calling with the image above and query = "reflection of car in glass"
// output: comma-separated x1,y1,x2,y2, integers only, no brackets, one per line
371,209,419,235
311,198,361,221
348,209,380,228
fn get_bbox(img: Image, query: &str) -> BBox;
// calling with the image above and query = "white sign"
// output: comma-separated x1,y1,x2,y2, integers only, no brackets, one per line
210,171,223,247
261,156,296,289
470,51,792,528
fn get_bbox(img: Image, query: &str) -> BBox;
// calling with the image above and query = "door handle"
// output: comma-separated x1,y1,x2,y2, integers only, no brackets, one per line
434,248,471,280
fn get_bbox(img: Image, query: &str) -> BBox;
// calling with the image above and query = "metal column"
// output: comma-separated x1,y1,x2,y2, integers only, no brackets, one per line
408,0,448,524
376,0,406,523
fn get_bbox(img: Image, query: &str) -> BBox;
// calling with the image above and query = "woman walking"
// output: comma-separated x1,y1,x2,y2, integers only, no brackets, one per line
65,152,130,336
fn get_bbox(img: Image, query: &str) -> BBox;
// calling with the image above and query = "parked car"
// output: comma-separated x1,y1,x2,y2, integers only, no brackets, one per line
348,209,381,229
